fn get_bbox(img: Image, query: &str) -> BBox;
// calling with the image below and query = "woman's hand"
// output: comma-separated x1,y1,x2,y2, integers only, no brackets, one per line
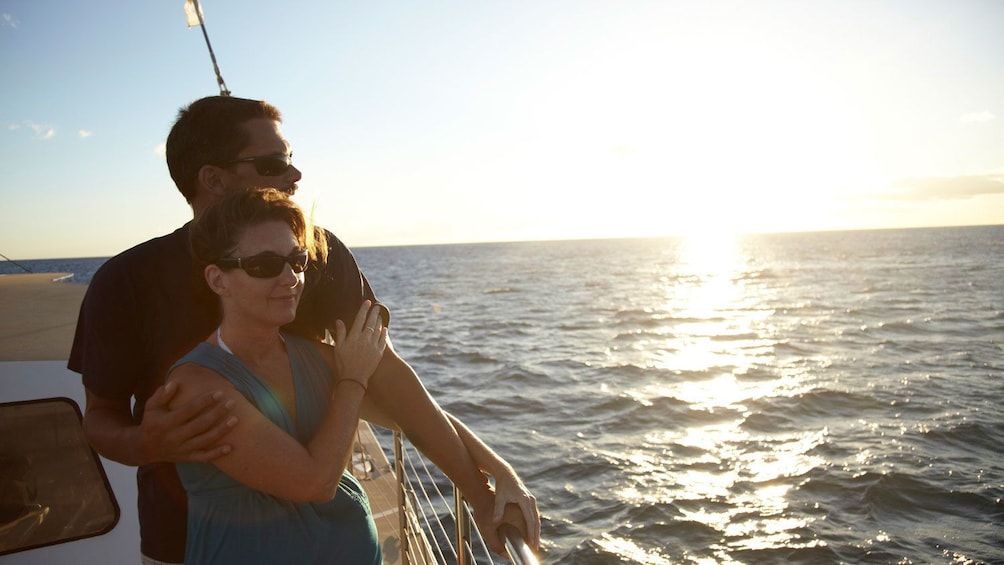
333,301,387,388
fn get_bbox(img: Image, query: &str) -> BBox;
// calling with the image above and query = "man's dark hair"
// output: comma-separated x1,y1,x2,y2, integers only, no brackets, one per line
166,96,282,203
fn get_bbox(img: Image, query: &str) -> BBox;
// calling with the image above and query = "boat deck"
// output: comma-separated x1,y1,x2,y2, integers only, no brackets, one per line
0,273,85,361
0,273,411,563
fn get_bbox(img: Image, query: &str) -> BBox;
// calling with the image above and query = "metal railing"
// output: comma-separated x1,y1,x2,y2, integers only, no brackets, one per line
391,431,538,565
500,524,538,565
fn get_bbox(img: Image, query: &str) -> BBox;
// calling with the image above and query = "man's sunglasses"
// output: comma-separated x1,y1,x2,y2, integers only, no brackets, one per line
215,249,309,278
222,153,294,177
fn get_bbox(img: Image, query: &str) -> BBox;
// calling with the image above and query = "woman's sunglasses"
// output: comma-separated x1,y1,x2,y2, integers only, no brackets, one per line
222,153,294,177
215,249,309,278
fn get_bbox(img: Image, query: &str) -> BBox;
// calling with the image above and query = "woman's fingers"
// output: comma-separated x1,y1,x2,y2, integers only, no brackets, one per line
334,319,346,344
335,301,388,380
350,300,373,334
365,303,385,336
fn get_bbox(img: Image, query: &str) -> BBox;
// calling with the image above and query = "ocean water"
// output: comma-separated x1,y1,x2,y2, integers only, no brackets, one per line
6,225,1003,564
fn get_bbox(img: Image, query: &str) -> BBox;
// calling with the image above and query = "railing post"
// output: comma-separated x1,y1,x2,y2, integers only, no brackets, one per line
394,431,409,565
454,485,472,565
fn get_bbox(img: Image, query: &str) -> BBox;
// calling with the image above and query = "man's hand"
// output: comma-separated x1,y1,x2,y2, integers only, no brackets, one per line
492,469,540,550
468,487,537,557
468,487,507,555
442,412,541,549
141,381,237,463
497,503,537,561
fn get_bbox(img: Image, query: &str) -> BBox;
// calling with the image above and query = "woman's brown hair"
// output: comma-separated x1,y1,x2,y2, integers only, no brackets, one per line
189,187,327,267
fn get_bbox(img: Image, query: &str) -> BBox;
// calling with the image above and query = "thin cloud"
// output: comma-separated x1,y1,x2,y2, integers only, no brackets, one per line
78,130,93,138
2,13,17,28
25,121,55,140
886,175,1004,201
959,110,996,124
154,142,166,157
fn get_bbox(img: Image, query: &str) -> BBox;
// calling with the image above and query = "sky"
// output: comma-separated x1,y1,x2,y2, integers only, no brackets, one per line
2,0,1003,259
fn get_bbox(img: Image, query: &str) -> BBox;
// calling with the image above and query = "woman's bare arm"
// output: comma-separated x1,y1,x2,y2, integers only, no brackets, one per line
167,302,387,502
168,363,366,502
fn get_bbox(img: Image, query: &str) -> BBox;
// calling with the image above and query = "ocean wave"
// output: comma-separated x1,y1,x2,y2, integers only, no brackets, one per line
483,286,520,294
748,388,884,421
920,421,1004,455
739,411,797,433
709,331,763,342
861,472,1002,542
772,340,814,356
872,319,928,334
728,544,839,565
411,343,499,365
737,268,782,280
789,468,999,562
611,329,668,341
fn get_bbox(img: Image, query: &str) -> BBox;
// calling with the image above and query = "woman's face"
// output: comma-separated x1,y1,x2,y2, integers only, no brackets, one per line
218,220,304,328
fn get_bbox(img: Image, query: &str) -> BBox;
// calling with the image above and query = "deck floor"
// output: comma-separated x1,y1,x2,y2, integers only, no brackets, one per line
0,273,85,361
351,421,408,563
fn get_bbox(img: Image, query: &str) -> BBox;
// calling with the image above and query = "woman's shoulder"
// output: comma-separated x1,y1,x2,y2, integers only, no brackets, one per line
167,344,230,388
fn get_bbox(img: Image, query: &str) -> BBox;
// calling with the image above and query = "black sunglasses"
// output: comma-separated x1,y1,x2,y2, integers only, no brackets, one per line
215,249,309,278
222,153,294,177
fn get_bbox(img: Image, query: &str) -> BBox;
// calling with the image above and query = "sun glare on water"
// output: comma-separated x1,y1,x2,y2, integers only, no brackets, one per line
645,231,771,375
605,232,829,560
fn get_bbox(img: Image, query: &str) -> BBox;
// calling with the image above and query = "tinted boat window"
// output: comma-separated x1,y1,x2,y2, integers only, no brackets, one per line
0,398,119,555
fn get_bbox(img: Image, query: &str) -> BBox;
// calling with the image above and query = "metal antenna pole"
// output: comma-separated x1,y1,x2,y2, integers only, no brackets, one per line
0,252,32,273
191,0,230,96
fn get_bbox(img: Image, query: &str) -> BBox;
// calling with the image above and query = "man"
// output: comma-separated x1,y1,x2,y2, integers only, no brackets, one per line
69,95,538,563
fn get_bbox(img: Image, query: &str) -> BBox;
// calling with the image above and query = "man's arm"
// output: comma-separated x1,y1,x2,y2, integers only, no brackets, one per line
82,383,237,466
366,341,541,553
446,412,540,550
366,342,509,551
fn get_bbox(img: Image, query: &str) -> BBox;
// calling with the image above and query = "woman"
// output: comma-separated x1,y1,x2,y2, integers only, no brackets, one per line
168,187,388,564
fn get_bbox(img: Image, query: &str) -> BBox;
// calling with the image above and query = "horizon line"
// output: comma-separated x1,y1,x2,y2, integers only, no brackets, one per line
5,222,1003,262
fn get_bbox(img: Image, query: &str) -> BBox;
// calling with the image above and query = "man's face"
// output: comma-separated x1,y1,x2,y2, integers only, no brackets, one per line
221,118,302,195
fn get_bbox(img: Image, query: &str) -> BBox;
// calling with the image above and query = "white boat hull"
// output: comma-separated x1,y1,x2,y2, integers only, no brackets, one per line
0,361,140,564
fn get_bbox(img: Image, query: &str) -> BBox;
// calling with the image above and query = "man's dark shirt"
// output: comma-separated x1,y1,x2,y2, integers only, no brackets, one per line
67,223,377,562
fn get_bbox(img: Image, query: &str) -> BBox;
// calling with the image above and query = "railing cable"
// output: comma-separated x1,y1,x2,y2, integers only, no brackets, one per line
391,429,539,564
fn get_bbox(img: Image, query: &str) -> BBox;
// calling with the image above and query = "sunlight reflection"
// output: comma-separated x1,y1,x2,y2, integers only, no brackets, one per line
649,232,777,377
611,232,831,556
670,427,825,551
643,373,805,413
613,412,827,552
593,533,675,565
